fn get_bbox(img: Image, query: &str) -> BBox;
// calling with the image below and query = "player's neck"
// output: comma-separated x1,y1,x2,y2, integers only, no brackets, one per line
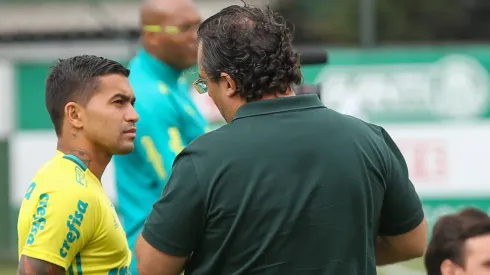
57,141,111,181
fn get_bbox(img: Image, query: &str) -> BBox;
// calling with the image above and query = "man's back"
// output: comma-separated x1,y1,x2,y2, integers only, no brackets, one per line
18,151,132,275
143,94,424,274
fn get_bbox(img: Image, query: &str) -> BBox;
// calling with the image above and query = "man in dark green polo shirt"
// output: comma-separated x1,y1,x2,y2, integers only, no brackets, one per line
134,4,428,275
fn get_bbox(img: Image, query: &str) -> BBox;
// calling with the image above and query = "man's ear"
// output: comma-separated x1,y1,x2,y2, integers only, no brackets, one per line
64,102,84,129
440,259,459,275
220,72,237,97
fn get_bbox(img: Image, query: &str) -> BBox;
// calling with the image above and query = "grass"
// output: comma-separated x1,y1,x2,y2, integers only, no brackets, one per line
378,258,426,275
0,265,16,275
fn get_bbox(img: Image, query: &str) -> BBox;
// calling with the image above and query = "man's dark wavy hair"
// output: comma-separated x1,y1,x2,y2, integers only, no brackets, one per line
197,2,303,102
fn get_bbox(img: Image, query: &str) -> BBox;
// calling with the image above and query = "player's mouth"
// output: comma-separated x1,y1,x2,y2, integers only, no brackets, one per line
123,128,137,138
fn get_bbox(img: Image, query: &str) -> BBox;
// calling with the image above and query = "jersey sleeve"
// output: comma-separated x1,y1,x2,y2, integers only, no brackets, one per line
378,127,425,236
141,150,205,257
180,108,207,145
133,82,192,190
19,185,99,270
178,86,208,145
133,105,174,189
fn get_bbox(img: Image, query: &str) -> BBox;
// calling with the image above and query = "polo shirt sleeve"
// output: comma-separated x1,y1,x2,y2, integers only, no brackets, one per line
378,127,425,236
141,150,205,257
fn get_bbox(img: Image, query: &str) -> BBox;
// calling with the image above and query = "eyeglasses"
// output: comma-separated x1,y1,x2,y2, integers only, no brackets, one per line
142,23,199,35
192,78,208,94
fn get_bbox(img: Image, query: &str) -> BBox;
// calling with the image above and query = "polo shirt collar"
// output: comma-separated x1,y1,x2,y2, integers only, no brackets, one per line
138,48,182,83
232,94,325,121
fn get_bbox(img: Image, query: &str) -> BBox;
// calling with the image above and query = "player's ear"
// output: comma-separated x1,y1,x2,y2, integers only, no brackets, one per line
220,72,237,97
65,102,84,129
440,259,459,275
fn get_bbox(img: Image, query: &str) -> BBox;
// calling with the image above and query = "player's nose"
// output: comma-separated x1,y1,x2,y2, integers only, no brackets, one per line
126,105,139,123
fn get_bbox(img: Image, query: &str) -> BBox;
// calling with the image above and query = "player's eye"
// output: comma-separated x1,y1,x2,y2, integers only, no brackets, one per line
113,100,124,105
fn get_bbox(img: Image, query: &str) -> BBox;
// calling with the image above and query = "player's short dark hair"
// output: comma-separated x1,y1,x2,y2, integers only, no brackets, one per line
197,2,302,102
45,55,129,136
458,208,490,220
425,208,490,275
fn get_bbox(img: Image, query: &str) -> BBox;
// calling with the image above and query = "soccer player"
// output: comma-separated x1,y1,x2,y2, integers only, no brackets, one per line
113,0,207,273
17,55,139,275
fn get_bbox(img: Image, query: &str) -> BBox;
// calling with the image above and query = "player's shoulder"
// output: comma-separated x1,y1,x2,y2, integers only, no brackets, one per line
31,153,99,201
128,60,171,97
131,78,175,114
40,153,86,182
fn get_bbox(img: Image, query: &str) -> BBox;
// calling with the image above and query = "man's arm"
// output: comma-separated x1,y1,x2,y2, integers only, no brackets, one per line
376,220,428,265
18,256,65,275
136,235,187,275
136,151,205,275
376,127,428,266
17,187,98,272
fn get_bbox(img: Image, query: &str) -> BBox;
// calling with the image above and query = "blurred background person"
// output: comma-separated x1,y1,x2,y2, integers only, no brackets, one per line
113,0,208,274
425,208,490,275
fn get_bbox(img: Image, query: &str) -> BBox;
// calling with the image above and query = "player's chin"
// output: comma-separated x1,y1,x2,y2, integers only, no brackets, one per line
112,142,135,155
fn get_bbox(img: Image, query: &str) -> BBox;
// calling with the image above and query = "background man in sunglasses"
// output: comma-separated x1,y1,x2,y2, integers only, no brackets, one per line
113,0,207,274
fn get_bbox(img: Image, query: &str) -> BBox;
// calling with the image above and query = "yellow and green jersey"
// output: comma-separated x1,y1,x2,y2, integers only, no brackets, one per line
18,151,131,275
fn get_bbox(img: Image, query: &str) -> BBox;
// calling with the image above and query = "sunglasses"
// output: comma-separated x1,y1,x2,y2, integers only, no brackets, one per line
142,23,199,35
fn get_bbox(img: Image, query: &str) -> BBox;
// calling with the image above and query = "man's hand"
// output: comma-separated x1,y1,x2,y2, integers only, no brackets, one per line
17,255,65,275
136,234,187,275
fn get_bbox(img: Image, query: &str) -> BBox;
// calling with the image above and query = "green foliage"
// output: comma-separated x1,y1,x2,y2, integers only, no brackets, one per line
273,0,490,45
